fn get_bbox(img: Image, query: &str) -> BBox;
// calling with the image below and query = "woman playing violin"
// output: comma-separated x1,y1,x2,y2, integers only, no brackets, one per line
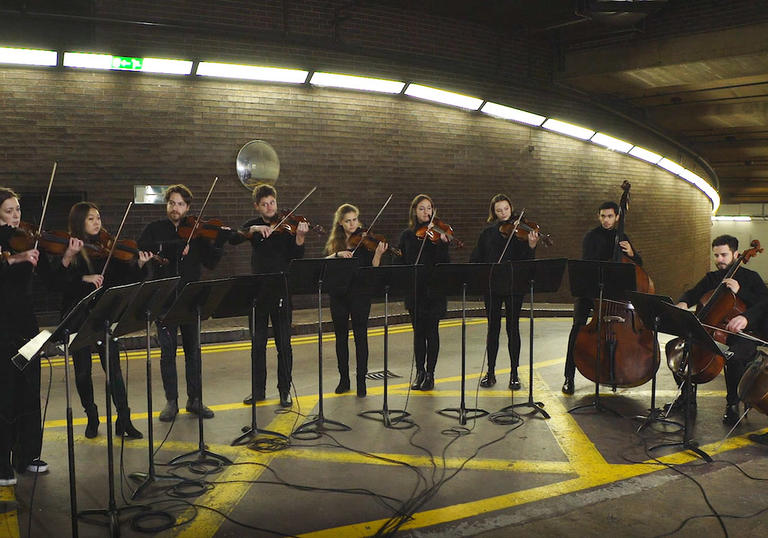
324,204,387,396
58,201,151,440
138,184,227,422
397,194,450,391
229,183,307,408
470,194,539,390
0,187,51,484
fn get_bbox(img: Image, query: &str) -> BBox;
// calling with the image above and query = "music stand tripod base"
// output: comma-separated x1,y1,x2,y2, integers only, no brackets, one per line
292,416,351,439
436,407,489,426
359,408,412,429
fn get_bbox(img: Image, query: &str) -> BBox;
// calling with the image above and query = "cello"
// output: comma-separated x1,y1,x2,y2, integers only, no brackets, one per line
572,181,660,388
666,239,763,384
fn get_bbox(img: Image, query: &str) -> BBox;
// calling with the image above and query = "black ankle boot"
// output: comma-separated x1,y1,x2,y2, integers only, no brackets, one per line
421,372,435,391
84,404,100,439
480,372,496,388
356,375,367,397
412,370,426,390
509,370,521,391
115,409,143,439
335,376,350,394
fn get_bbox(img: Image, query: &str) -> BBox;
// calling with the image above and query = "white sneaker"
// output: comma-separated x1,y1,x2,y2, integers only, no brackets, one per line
26,459,49,473
0,470,16,486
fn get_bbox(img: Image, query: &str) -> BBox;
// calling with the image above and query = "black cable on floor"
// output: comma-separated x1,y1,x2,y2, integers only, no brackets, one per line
26,355,54,538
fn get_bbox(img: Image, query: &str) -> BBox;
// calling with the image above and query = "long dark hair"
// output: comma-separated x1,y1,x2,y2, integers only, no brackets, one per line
0,187,19,205
68,201,101,240
487,194,513,223
408,194,433,230
325,203,359,255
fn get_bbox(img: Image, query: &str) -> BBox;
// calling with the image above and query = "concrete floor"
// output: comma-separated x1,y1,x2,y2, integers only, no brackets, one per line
3,314,768,537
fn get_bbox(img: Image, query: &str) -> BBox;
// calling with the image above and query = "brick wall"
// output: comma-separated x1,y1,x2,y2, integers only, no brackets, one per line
0,1,714,318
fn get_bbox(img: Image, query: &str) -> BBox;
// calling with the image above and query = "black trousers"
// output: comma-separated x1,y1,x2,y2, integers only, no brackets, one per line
72,339,130,413
564,298,594,379
156,322,202,402
408,299,443,374
484,294,524,372
250,298,293,393
0,344,42,473
330,293,372,379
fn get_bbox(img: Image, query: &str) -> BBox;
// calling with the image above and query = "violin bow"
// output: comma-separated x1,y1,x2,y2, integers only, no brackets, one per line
183,176,218,252
33,161,57,251
100,202,133,277
269,186,317,232
497,209,525,264
351,193,393,255
414,205,439,266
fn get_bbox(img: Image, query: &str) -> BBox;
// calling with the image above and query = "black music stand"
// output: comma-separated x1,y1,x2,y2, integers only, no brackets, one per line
112,277,181,499
567,260,637,416
211,273,289,445
13,287,102,538
432,263,492,425
70,283,147,537
288,258,357,438
501,258,567,420
638,298,728,462
162,278,235,466
627,291,683,433
357,265,417,429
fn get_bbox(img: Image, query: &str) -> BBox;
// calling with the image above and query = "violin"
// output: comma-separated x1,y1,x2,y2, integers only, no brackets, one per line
9,222,106,258
500,215,553,247
177,216,235,241
94,229,170,266
348,228,402,257
266,210,325,236
415,218,464,248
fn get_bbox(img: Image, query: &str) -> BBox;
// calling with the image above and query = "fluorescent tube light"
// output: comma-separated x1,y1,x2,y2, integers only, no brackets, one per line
64,52,112,69
404,84,483,110
0,47,57,66
679,168,720,211
712,216,751,221
141,58,193,75
310,72,404,93
658,158,685,175
63,53,192,74
628,146,662,164
541,119,595,140
196,62,308,83
480,102,545,126
590,132,632,153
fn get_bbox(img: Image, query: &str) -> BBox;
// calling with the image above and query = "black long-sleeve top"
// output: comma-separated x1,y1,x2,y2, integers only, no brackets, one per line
229,217,305,274
137,219,225,286
678,266,768,328
470,223,536,264
397,228,450,311
582,225,643,265
0,225,44,345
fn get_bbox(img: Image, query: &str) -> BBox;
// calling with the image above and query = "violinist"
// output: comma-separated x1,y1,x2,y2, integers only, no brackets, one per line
324,204,387,397
137,184,227,422
562,201,643,395
667,235,768,425
397,194,450,391
229,183,307,408
470,194,539,390
58,202,151,439
0,188,49,485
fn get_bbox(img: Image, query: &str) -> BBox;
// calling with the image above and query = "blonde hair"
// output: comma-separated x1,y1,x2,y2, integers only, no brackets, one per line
324,204,359,255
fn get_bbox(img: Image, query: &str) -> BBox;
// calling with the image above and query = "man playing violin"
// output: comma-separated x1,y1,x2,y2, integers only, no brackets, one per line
138,184,228,422
470,194,539,391
562,201,642,395
667,235,768,425
229,183,308,408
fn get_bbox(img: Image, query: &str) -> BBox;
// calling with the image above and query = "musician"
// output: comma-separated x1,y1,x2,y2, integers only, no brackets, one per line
397,194,450,391
138,185,227,422
470,194,539,390
229,183,308,408
668,234,768,425
0,188,49,485
562,201,642,395
324,204,387,397
59,201,151,439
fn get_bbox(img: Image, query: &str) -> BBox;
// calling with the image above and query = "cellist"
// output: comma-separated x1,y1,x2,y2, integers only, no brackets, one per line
667,235,768,425
562,201,643,395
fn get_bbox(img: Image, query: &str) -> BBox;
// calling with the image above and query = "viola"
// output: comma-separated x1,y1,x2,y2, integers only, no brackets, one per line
348,228,402,257
666,240,763,384
572,181,659,388
415,218,463,248
499,215,553,247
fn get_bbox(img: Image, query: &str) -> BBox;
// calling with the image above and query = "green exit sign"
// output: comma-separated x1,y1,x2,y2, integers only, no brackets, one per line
111,56,143,70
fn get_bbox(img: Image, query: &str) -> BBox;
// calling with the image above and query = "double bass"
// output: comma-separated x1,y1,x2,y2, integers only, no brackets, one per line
572,181,660,388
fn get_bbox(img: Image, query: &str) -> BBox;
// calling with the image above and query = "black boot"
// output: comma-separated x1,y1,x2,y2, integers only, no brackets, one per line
509,370,521,391
356,375,367,397
412,370,426,390
335,376,351,394
480,371,496,388
562,377,574,395
115,408,143,439
421,372,435,391
723,403,740,426
84,404,100,439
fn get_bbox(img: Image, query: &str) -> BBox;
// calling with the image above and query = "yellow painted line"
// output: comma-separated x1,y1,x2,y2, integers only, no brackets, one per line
172,396,319,538
0,510,19,538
